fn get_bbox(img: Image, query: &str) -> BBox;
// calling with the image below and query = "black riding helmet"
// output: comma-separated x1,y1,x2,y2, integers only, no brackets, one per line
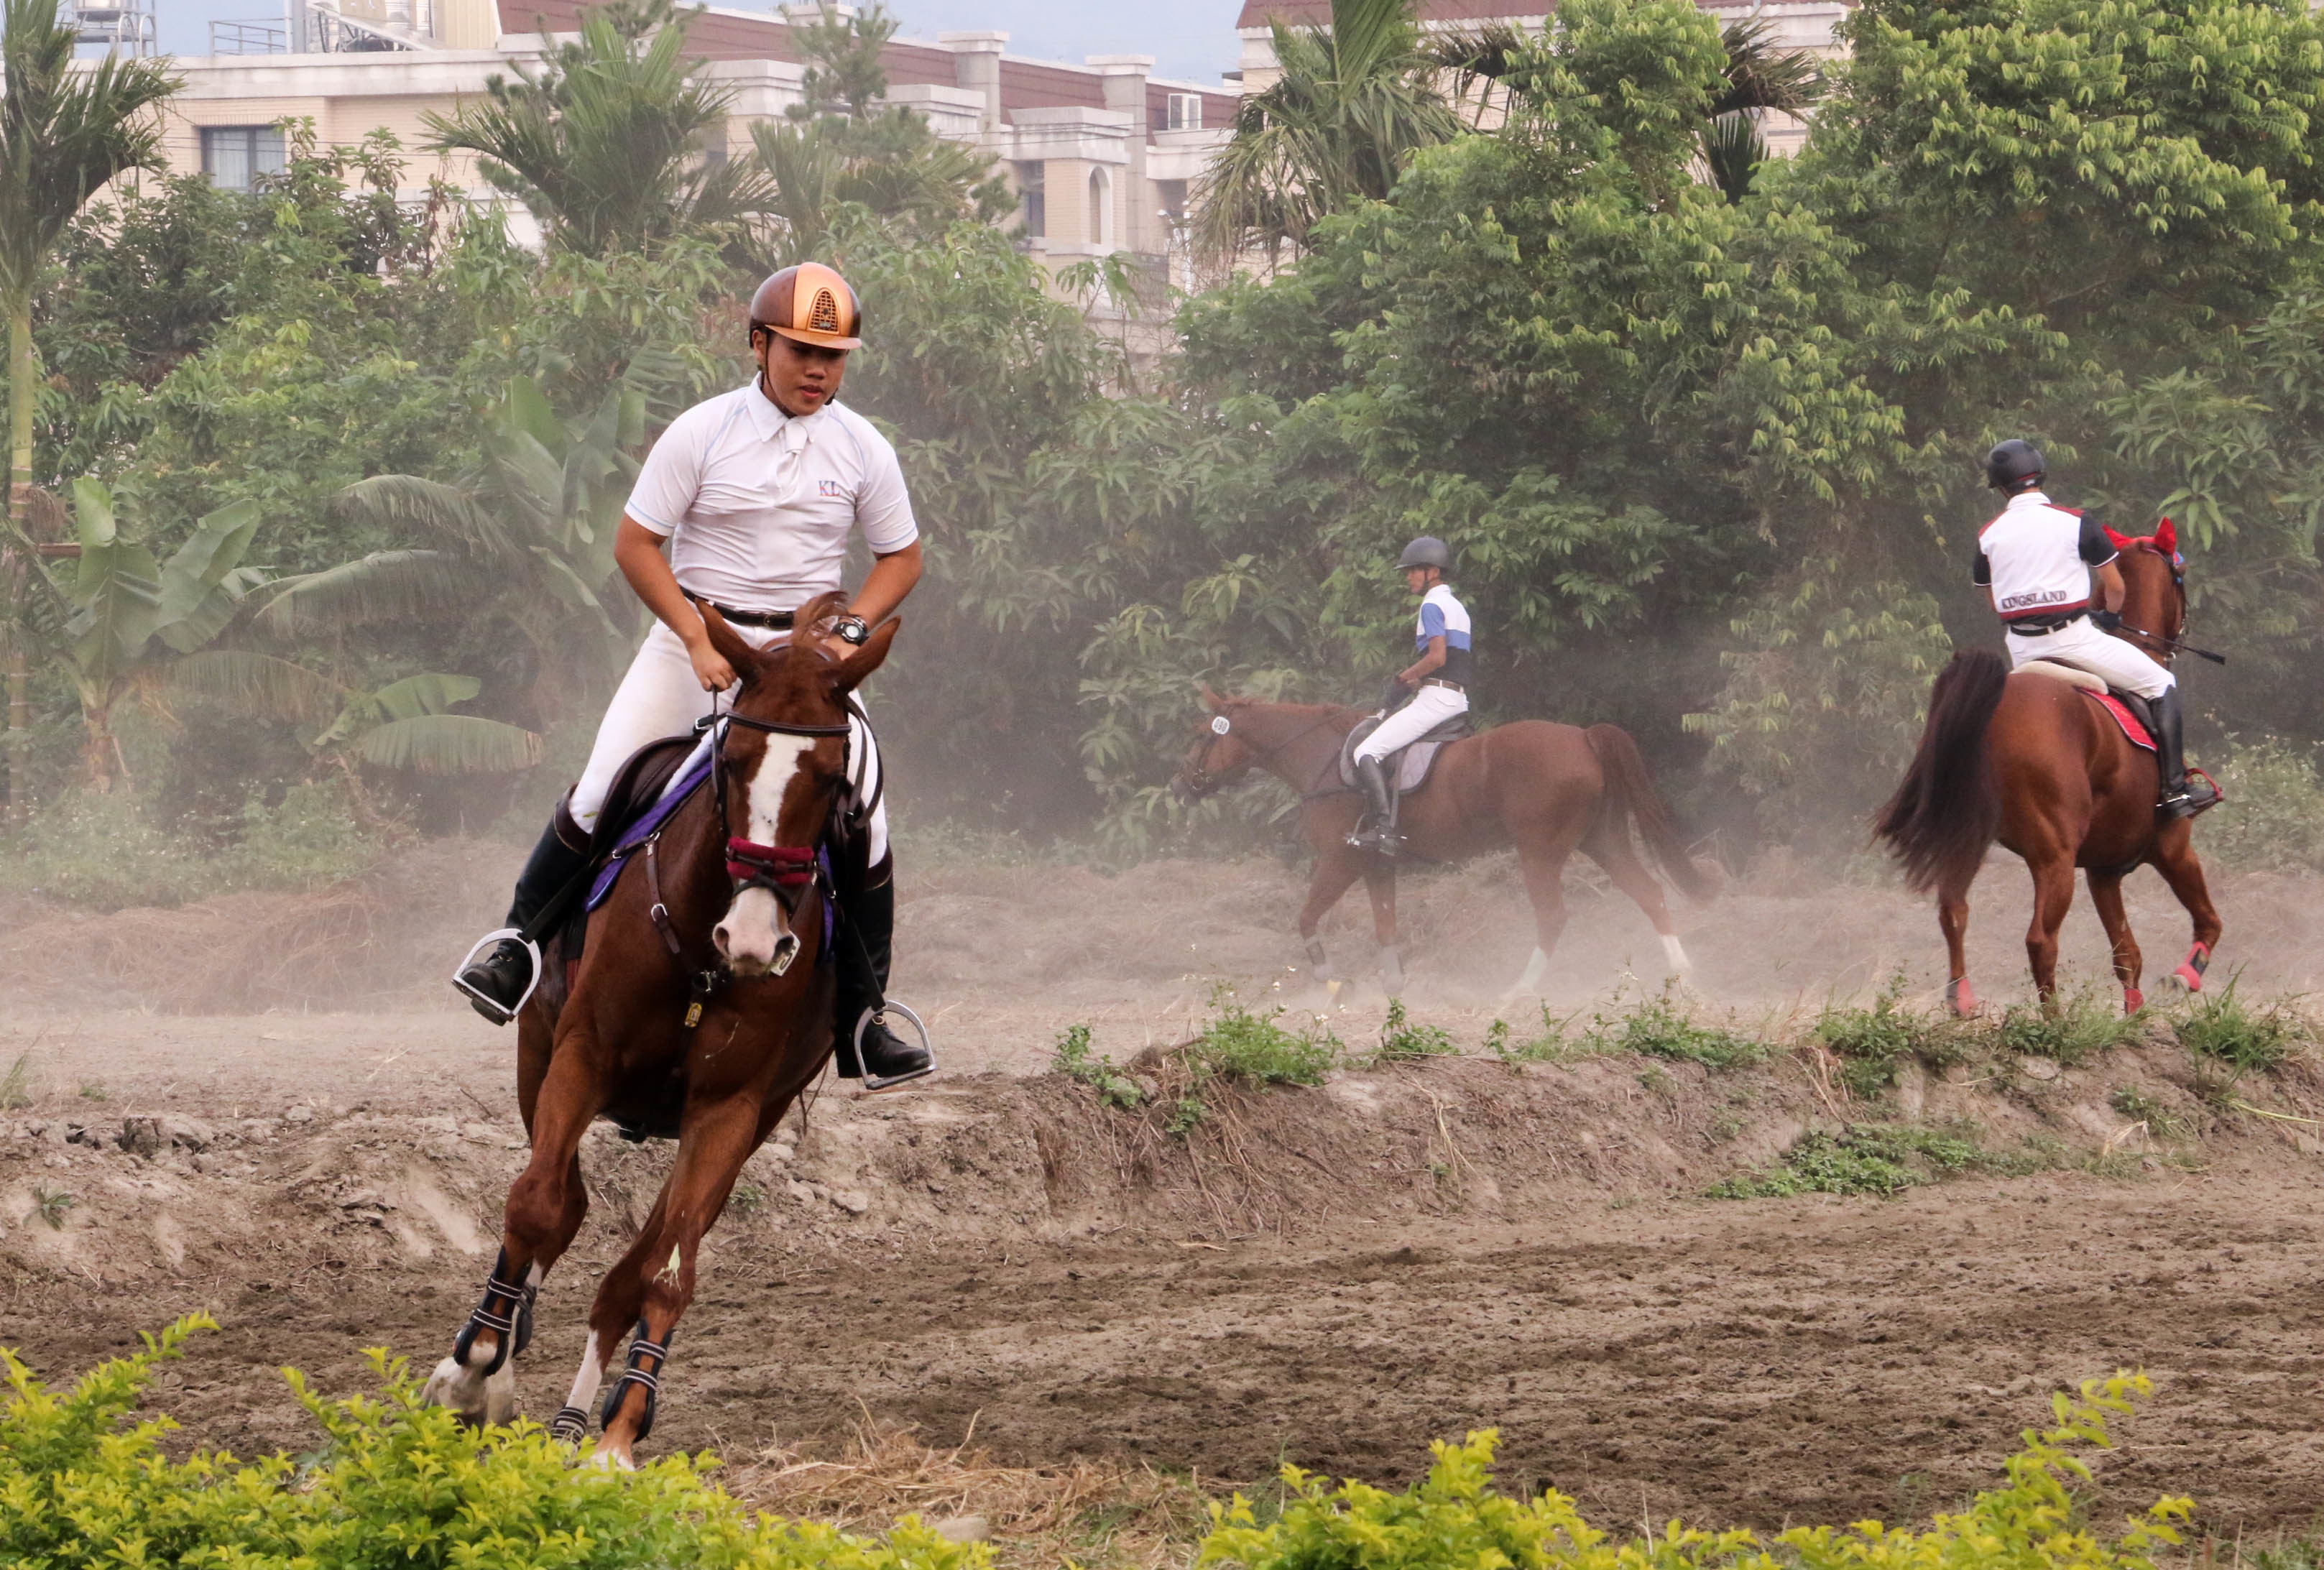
1396,536,1452,572
1985,439,2046,492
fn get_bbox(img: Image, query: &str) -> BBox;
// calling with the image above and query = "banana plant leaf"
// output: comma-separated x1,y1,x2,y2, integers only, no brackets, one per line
255,550,474,639
164,649,344,726
354,714,544,775
154,500,261,627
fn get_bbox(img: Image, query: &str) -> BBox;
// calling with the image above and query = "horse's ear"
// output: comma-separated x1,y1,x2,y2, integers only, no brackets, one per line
1198,683,1227,711
829,617,899,694
698,602,761,680
2103,523,2136,553
2153,517,2178,556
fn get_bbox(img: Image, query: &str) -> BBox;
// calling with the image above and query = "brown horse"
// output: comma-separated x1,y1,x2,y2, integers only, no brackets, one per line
420,595,896,1468
1876,530,2221,1015
1173,689,1717,996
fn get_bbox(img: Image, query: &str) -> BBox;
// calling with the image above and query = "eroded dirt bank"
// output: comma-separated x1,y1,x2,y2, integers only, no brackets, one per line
6,1044,2324,1537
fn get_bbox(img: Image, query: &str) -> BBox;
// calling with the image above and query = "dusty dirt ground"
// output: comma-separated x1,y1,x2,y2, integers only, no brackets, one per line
5,847,2324,1542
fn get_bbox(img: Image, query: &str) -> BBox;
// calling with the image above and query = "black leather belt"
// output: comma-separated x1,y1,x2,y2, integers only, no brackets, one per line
1420,678,1465,693
696,599,793,629
2006,609,2087,636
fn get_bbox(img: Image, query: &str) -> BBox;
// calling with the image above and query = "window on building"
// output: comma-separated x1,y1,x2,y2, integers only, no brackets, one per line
1157,179,1188,219
1015,161,1046,239
1087,169,1108,246
200,124,286,191
1166,93,1203,131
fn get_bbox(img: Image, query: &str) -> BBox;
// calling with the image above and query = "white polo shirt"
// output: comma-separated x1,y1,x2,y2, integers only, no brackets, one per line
1973,489,2116,623
624,382,918,614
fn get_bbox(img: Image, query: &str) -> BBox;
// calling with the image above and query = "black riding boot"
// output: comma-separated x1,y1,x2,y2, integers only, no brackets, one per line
2152,685,2221,820
1347,754,1400,856
453,804,591,1025
831,871,934,1088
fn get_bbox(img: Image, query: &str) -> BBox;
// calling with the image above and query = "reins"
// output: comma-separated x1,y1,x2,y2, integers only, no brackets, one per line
1188,707,1353,800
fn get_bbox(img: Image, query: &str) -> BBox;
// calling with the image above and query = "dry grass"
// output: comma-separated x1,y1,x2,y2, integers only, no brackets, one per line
723,1413,1218,1570
0,887,382,1011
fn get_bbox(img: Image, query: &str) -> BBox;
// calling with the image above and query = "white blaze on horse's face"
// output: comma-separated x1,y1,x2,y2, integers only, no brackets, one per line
712,731,816,976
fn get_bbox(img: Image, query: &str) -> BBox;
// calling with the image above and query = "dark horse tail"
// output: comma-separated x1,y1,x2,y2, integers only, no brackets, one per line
1875,647,2007,894
1586,724,1721,902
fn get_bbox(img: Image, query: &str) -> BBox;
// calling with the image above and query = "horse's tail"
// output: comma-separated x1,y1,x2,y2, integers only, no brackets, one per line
1874,647,2007,894
1586,724,1721,902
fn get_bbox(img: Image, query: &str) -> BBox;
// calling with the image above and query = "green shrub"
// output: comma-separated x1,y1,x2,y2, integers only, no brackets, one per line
1196,1377,2185,1570
1053,1024,1145,1108
1999,991,2140,1066
1711,1122,2040,1199
0,1316,992,1570
1815,975,1967,1096
2202,736,2324,873
0,781,385,912
2176,978,2305,1084
1577,987,1766,1070
1374,999,1455,1063
1186,997,1339,1086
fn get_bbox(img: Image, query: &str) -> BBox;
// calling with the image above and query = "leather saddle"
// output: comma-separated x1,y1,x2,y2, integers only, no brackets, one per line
1337,710,1474,800
2016,660,2157,752
586,734,701,860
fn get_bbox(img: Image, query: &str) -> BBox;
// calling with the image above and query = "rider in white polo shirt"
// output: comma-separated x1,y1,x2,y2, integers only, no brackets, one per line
455,262,933,1085
1349,536,1471,855
1977,438,2217,819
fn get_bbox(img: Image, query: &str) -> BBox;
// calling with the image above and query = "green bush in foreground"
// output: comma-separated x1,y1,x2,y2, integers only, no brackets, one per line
1710,1123,2042,1199
1200,1375,2185,1570
1576,987,1767,1069
7,1321,2191,1570
1,1316,986,1570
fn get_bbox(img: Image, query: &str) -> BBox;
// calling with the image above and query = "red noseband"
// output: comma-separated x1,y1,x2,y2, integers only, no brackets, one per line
725,838,816,886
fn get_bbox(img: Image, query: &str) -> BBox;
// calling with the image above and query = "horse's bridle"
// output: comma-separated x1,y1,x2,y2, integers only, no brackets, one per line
1181,708,1352,801
705,708,852,904
2109,545,2228,667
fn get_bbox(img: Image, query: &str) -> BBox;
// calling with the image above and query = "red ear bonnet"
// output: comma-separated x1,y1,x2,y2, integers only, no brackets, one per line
2153,517,2178,556
2103,525,2135,553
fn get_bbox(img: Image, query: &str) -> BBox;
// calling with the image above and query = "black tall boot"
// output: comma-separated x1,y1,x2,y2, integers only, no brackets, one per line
830,869,934,1089
2152,685,2221,820
454,803,592,1025
1347,754,1401,856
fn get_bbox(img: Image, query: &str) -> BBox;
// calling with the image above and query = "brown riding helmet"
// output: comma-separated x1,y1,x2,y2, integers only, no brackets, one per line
750,262,863,351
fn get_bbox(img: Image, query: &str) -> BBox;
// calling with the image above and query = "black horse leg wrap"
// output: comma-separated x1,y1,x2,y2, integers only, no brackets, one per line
548,1405,591,1443
451,1250,537,1377
600,1327,673,1441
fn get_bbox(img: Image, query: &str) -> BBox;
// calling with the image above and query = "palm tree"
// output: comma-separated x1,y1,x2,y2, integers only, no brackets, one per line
1192,0,1463,264
424,0,769,255
1699,18,1825,203
0,0,177,812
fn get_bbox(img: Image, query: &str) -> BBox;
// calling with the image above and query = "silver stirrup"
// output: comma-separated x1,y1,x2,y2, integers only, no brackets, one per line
852,999,935,1093
451,928,543,1027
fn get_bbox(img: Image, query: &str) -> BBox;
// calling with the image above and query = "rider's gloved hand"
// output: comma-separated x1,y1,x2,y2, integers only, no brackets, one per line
2091,609,2123,630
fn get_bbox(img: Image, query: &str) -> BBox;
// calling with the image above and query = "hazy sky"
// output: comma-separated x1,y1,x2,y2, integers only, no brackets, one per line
152,0,1248,87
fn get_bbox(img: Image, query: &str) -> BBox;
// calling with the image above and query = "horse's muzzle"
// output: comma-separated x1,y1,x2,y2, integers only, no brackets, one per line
713,891,800,977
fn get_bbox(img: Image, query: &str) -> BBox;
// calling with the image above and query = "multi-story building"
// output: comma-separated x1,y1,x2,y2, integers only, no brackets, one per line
155,0,1236,274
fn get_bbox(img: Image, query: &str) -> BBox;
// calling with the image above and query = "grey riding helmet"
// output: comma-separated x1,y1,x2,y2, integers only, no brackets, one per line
1396,536,1452,572
1984,439,2045,491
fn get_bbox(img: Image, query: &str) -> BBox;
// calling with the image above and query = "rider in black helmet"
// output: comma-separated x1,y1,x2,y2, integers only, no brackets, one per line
1973,439,2217,818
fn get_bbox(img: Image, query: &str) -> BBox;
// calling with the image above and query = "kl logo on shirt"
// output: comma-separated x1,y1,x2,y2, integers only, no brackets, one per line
818,479,846,498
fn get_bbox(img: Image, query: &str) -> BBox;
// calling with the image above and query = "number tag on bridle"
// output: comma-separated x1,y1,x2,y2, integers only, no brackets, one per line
1210,716,1231,735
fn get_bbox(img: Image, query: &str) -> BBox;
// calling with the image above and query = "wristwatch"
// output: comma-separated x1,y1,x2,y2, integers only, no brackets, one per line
834,614,872,646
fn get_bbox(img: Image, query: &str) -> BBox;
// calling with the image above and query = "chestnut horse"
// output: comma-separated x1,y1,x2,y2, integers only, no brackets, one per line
1876,530,2221,1015
1173,690,1717,996
420,596,895,1467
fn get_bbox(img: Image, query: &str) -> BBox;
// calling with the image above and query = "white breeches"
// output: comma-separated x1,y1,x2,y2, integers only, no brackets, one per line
1353,684,1470,762
2005,619,2174,700
571,622,888,864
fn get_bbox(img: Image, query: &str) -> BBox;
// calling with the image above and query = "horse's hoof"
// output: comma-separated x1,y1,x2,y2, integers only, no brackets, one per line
1945,977,1979,1019
420,1355,487,1425
481,1360,519,1426
588,1443,637,1472
2123,987,2145,1015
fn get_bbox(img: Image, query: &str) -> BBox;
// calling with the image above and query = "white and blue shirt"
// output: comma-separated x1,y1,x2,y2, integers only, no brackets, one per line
1416,583,1473,685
